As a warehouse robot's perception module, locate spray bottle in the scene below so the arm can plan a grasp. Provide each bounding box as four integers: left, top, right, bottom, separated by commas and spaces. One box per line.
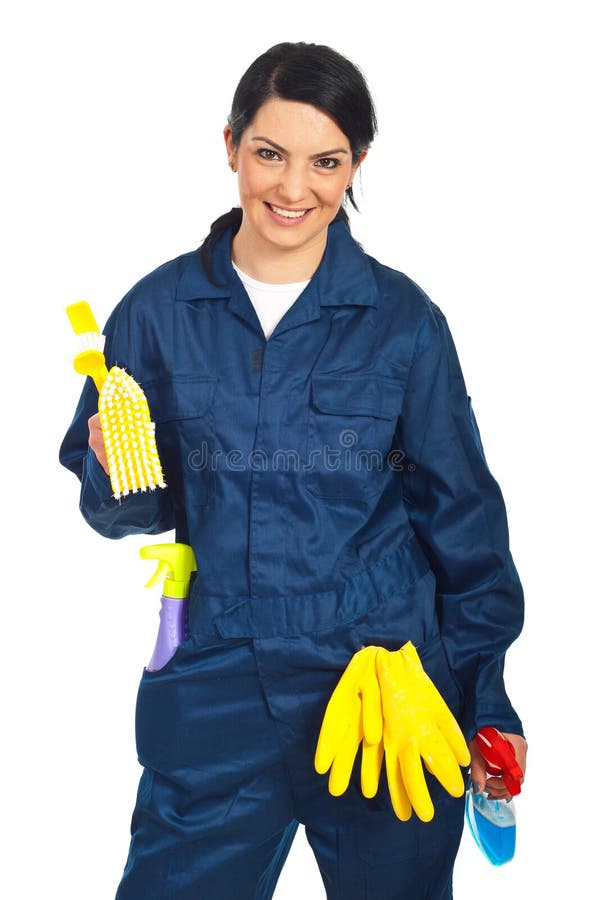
465, 727, 524, 866
140, 543, 197, 672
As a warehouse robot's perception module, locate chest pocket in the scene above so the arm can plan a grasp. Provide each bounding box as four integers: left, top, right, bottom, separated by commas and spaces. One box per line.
143, 376, 217, 508
305, 374, 405, 501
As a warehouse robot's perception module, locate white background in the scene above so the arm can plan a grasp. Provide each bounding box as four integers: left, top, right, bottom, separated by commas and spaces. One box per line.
2, 1, 600, 896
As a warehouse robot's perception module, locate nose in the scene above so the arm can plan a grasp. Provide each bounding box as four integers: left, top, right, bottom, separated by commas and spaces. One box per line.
277, 162, 308, 205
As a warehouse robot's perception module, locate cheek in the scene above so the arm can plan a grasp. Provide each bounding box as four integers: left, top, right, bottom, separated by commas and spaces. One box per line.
238, 162, 270, 201
321, 181, 348, 209
321, 169, 352, 205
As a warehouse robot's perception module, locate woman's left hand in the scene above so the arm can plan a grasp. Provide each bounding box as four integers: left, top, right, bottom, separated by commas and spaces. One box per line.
468, 732, 527, 800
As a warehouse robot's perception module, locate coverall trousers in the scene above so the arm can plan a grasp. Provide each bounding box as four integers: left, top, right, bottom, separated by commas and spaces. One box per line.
115, 539, 466, 900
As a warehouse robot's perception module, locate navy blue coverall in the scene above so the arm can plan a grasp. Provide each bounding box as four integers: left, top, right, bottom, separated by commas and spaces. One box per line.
60, 219, 524, 899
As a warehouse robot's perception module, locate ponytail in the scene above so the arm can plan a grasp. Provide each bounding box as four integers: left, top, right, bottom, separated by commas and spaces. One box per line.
200, 207, 243, 285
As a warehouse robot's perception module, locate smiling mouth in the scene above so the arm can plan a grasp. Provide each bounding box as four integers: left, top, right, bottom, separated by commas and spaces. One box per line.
265, 202, 313, 220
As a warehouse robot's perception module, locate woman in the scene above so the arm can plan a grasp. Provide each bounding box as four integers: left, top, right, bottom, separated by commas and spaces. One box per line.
60, 41, 527, 900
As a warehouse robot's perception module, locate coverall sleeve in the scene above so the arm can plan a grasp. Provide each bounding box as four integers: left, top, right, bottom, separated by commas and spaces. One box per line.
398, 301, 524, 741
59, 297, 175, 539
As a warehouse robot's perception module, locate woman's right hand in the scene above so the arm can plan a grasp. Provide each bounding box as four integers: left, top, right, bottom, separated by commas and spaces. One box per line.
88, 413, 110, 475
469, 732, 527, 800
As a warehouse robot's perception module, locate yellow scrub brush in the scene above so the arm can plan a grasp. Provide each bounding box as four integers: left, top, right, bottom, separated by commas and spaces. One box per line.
66, 301, 166, 500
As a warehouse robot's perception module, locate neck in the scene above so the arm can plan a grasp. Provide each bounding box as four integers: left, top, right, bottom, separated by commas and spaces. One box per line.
231, 221, 327, 283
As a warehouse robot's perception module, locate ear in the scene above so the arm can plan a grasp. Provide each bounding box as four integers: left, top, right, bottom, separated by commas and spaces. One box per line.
353, 149, 368, 174
349, 149, 368, 186
223, 125, 236, 161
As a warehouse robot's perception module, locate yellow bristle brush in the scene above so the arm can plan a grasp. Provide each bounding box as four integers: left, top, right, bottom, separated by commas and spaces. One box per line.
66, 301, 166, 500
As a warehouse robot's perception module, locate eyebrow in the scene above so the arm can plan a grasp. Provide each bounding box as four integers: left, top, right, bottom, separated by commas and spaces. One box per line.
251, 136, 349, 158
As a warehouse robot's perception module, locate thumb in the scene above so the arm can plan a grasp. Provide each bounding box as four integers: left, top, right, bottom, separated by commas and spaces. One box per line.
468, 739, 487, 794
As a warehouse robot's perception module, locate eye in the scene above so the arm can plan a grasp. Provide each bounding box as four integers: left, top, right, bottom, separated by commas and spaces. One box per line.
314, 158, 341, 170
257, 148, 282, 161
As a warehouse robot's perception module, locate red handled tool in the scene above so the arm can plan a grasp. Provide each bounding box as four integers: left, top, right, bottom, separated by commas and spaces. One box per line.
476, 727, 523, 796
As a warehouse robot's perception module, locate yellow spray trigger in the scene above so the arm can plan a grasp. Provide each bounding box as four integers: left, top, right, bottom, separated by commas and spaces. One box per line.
140, 543, 197, 600
142, 559, 171, 591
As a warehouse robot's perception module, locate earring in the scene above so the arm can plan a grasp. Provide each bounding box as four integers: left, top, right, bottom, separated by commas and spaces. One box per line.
229, 159, 237, 173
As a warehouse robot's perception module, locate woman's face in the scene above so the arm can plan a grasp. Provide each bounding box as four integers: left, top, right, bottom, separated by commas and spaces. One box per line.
224, 98, 366, 259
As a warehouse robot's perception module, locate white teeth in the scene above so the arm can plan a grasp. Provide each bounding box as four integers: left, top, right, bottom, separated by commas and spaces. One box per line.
269, 204, 307, 219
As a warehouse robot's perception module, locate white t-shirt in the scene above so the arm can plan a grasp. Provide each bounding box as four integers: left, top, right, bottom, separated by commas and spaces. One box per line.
232, 262, 310, 340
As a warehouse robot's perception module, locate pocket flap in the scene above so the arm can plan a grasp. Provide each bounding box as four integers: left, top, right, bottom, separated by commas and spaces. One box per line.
143, 377, 216, 423
311, 374, 405, 419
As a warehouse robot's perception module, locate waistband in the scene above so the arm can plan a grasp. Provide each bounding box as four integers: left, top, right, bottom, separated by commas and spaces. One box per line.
187, 534, 431, 640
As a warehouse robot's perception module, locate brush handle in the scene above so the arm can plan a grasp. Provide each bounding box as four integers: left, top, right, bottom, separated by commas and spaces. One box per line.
66, 301, 100, 334
73, 351, 109, 392
66, 301, 109, 392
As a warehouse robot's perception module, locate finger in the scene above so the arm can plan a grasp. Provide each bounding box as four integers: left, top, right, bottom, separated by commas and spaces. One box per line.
381, 648, 413, 712
328, 718, 362, 796
421, 731, 465, 798
314, 683, 360, 774
375, 645, 393, 686
501, 732, 528, 782
468, 740, 488, 794
384, 740, 412, 821
400, 737, 434, 822
435, 706, 470, 767
398, 645, 470, 770
88, 415, 110, 473
362, 648, 383, 745
484, 775, 512, 801
376, 647, 406, 702
361, 739, 384, 798
315, 714, 343, 774
88, 416, 103, 440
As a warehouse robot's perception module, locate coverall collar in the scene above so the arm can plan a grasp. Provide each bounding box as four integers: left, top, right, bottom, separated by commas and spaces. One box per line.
175, 218, 379, 338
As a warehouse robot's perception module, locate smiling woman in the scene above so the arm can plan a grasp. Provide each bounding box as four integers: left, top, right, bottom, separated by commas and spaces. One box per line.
60, 39, 526, 900
224, 99, 366, 278
200, 41, 376, 285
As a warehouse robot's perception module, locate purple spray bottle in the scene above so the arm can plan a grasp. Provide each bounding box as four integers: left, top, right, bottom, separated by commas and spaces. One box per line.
140, 543, 197, 672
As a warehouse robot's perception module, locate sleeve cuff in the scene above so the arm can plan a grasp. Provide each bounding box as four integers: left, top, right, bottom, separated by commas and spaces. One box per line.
467, 704, 525, 742
82, 446, 114, 504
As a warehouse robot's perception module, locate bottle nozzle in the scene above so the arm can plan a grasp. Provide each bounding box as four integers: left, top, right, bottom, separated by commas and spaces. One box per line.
140, 543, 197, 599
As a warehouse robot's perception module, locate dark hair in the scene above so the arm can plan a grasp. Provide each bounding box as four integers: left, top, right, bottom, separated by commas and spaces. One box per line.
201, 42, 377, 281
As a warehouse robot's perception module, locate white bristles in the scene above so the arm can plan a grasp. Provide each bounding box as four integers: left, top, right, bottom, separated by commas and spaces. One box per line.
98, 365, 166, 499
74, 330, 106, 355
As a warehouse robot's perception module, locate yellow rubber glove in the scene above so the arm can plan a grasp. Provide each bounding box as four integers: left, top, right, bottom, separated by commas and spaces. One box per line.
376, 642, 470, 822
314, 646, 384, 798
